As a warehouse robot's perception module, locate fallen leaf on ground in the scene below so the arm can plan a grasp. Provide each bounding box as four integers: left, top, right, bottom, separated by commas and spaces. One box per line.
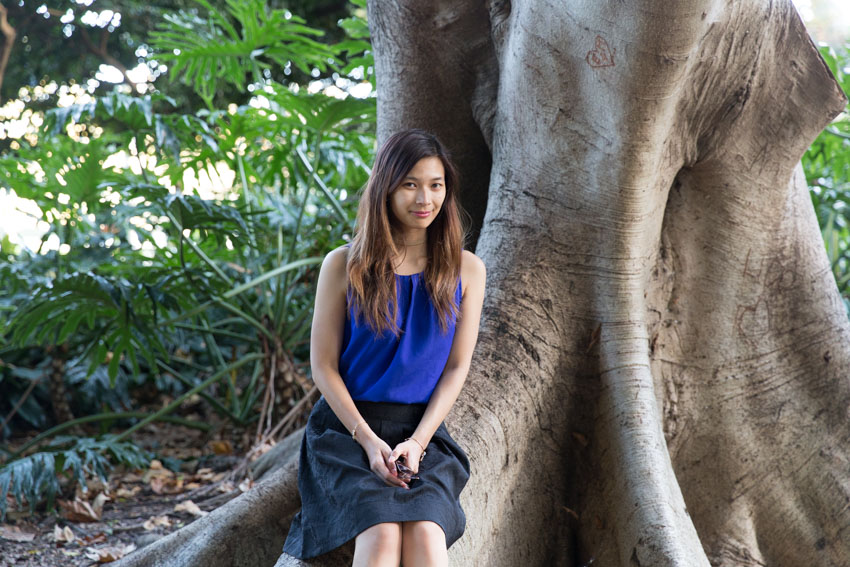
218, 481, 235, 494
143, 515, 172, 531
0, 524, 37, 542
194, 468, 216, 481
59, 498, 102, 522
249, 440, 275, 461
209, 440, 233, 455
116, 485, 142, 498
76, 478, 110, 500
142, 465, 173, 484
118, 472, 145, 483
150, 474, 184, 495
92, 493, 110, 515
84, 543, 136, 563
174, 500, 207, 517
238, 478, 254, 493
81, 532, 108, 545
53, 525, 75, 543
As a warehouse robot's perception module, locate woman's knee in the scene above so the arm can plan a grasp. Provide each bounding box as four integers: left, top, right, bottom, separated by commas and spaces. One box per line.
401, 521, 448, 566
354, 522, 402, 566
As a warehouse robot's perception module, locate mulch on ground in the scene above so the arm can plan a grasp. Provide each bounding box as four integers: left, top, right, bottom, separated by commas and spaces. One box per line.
1, 421, 258, 567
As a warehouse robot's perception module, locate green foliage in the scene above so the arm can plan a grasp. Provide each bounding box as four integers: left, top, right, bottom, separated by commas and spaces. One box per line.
0, 435, 150, 521
151, 0, 338, 108
0, 0, 375, 517
804, 43, 850, 313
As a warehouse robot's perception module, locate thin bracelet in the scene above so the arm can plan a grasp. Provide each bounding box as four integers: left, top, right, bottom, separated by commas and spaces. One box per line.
351, 420, 367, 440
405, 437, 427, 461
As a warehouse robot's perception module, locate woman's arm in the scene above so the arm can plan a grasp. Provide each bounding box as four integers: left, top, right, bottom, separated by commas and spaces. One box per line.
310, 247, 407, 488
389, 250, 487, 471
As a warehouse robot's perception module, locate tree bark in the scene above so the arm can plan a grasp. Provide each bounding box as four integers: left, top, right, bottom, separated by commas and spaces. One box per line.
0, 5, 16, 103
116, 1, 849, 566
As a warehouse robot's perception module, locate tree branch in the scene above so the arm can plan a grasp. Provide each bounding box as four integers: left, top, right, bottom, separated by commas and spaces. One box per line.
826, 127, 850, 141
0, 5, 18, 103
78, 25, 138, 93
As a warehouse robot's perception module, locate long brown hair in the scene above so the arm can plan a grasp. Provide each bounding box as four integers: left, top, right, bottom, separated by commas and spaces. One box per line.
347, 129, 466, 336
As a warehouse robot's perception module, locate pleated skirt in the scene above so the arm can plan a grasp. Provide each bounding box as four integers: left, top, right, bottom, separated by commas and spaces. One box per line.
282, 396, 470, 560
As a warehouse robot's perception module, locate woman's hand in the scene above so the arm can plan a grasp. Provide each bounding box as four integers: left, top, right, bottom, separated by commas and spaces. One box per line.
387, 438, 425, 476
357, 428, 409, 489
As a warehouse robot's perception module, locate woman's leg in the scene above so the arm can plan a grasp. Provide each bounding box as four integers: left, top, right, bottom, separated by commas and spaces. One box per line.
400, 521, 448, 567
353, 522, 403, 567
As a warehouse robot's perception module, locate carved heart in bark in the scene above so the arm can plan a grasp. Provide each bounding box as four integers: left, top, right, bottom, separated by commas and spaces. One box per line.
586, 35, 615, 68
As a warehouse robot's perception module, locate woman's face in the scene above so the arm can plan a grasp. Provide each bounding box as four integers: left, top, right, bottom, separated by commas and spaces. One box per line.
389, 156, 446, 233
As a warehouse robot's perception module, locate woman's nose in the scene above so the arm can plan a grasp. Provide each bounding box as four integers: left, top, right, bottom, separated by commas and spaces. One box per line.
416, 189, 430, 204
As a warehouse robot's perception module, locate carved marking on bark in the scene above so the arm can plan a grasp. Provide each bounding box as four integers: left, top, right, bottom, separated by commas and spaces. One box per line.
586, 35, 616, 68
764, 255, 798, 290
743, 248, 763, 281
710, 539, 768, 566
735, 297, 770, 345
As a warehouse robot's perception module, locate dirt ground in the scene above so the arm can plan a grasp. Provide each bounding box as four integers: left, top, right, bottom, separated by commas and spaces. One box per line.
1, 489, 191, 567
1, 421, 262, 567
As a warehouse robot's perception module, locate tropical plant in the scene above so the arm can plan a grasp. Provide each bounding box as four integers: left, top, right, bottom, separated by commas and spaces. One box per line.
804, 43, 850, 313
0, 0, 375, 518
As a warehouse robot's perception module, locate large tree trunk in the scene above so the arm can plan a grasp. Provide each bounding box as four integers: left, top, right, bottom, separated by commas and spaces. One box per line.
116, 1, 849, 566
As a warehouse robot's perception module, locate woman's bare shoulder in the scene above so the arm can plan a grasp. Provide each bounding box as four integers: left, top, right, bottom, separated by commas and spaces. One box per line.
319, 245, 350, 291
460, 250, 486, 295
326, 244, 349, 265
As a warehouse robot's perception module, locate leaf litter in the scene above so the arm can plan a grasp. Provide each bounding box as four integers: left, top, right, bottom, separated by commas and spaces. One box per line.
0, 421, 253, 566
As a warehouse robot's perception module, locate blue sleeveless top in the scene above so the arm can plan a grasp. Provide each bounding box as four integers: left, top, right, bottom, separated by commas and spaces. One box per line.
339, 272, 462, 404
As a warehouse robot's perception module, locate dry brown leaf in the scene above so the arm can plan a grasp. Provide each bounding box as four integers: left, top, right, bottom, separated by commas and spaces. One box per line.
118, 472, 145, 483
115, 486, 142, 499
0, 524, 37, 542
249, 440, 275, 462
143, 515, 172, 531
59, 498, 101, 522
149, 459, 164, 470
142, 463, 174, 484
76, 478, 110, 500
209, 440, 233, 455
150, 474, 184, 495
218, 481, 235, 494
92, 493, 110, 516
194, 467, 216, 481
238, 478, 254, 493
84, 543, 136, 563
173, 500, 207, 517
53, 525, 75, 543
81, 532, 108, 545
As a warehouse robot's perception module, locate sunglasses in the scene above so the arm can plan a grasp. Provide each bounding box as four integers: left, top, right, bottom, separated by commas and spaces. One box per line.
394, 457, 419, 483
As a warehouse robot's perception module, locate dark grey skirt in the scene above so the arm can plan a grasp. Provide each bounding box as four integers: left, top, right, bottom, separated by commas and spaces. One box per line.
282, 396, 470, 560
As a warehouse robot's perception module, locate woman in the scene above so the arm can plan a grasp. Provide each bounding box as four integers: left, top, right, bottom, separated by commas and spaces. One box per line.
283, 129, 486, 566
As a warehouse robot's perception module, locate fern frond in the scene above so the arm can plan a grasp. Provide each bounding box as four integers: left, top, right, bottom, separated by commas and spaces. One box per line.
0, 436, 151, 521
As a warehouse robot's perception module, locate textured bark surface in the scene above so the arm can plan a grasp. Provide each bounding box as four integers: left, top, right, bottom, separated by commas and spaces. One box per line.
116, 1, 849, 566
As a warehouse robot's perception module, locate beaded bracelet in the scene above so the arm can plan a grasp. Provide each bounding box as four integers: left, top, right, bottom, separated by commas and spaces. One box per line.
351, 420, 366, 440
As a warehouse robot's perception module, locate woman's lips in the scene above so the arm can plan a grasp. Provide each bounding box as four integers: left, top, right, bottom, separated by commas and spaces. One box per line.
412, 211, 431, 218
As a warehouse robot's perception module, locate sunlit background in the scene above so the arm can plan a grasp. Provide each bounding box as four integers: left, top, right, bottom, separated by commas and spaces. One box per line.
0, 0, 848, 254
